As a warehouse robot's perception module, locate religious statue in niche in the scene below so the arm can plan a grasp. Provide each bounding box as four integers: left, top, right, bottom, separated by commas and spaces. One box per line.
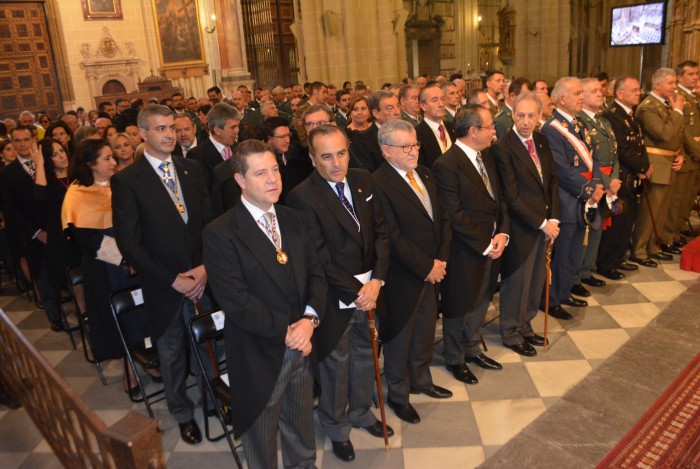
413, 0, 432, 22
497, 6, 516, 64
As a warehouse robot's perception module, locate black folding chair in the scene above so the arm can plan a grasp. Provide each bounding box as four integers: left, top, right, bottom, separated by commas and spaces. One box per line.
109, 286, 165, 418
66, 266, 106, 385
188, 310, 242, 467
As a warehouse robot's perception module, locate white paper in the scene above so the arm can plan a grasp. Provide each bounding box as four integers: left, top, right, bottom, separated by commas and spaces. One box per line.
130, 289, 144, 306
211, 311, 225, 331
339, 270, 372, 309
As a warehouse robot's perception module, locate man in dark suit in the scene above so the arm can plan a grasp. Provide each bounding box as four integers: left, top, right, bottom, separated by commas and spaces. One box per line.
598, 77, 650, 275
540, 78, 605, 320
494, 77, 532, 139
288, 125, 392, 462
231, 90, 262, 126
400, 84, 422, 127
433, 105, 509, 383
203, 140, 326, 468
112, 105, 213, 445
335, 89, 351, 129
373, 120, 453, 424
492, 93, 560, 357
349, 90, 401, 172
173, 113, 199, 157
263, 116, 313, 205
0, 125, 61, 331
187, 103, 241, 190
416, 85, 455, 168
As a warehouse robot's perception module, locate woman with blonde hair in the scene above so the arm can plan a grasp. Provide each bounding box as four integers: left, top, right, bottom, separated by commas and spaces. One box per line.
110, 132, 135, 170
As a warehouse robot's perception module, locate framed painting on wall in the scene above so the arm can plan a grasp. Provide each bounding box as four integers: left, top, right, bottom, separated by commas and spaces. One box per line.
82, 0, 123, 21
151, 0, 206, 69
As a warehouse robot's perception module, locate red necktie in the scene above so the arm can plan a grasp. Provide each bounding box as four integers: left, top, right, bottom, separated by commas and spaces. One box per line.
438, 124, 447, 146
525, 139, 540, 166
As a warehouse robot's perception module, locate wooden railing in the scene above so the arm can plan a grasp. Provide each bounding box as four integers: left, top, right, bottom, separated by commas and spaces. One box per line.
0, 309, 164, 468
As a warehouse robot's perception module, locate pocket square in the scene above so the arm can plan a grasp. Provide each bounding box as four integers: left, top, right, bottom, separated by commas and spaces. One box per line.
365, 194, 373, 201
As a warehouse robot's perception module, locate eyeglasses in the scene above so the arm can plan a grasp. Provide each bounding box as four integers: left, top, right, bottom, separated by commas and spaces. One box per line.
305, 120, 330, 129
477, 123, 496, 130
271, 133, 291, 140
385, 142, 421, 153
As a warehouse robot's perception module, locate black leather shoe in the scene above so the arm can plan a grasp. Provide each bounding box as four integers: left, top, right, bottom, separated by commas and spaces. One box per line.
674, 238, 687, 248
387, 399, 420, 424
549, 305, 573, 320
445, 363, 478, 384
581, 275, 606, 287
562, 296, 588, 307
505, 341, 537, 357
598, 269, 625, 280
570, 284, 590, 297
207, 404, 233, 426
661, 244, 681, 255
651, 252, 673, 261
616, 261, 638, 271
524, 334, 546, 347
465, 353, 502, 370
332, 440, 355, 462
629, 257, 658, 268
410, 384, 453, 398
178, 419, 202, 445
50, 320, 64, 332
360, 420, 394, 438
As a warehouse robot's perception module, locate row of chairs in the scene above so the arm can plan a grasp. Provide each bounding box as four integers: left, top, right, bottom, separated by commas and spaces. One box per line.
62, 267, 242, 466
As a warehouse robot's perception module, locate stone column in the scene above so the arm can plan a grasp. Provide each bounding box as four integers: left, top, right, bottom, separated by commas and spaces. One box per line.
212, 0, 254, 90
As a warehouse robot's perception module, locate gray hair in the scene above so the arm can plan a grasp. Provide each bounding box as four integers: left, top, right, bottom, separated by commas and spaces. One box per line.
207, 102, 241, 133
651, 67, 676, 86
377, 119, 416, 147
550, 77, 580, 104
137, 104, 174, 130
513, 92, 543, 113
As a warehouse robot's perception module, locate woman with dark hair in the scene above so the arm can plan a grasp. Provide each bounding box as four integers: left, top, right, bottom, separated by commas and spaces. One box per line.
38, 113, 51, 129
46, 121, 76, 157
0, 139, 17, 168
31, 138, 80, 295
346, 95, 372, 139
61, 139, 157, 395
102, 124, 118, 140
110, 132, 135, 170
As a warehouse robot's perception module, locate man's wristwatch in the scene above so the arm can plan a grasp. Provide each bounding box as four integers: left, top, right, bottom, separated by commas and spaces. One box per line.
303, 314, 319, 328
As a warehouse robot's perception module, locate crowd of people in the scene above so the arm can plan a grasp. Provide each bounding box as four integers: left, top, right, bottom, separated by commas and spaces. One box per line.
0, 61, 699, 467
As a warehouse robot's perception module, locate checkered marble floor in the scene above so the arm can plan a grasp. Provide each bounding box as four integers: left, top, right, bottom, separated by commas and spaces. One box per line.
1, 241, 699, 468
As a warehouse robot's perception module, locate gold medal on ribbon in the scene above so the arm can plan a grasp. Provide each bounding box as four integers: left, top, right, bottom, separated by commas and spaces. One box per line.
276, 250, 288, 265
177, 204, 185, 214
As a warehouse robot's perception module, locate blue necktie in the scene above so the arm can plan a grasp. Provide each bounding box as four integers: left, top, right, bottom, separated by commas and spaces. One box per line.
335, 182, 360, 231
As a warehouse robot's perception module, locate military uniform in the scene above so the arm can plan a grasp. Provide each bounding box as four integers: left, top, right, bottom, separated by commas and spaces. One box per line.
674, 86, 700, 238
631, 94, 684, 260
575, 109, 619, 282
494, 105, 513, 139
599, 101, 650, 274
487, 94, 501, 117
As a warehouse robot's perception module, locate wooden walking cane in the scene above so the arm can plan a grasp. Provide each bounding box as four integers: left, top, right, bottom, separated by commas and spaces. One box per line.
544, 241, 553, 353
367, 308, 389, 451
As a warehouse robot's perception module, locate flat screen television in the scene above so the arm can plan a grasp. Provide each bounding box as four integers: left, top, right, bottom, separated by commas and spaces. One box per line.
610, 1, 667, 47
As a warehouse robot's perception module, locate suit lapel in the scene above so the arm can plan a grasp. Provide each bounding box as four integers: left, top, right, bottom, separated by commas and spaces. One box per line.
134, 156, 186, 226
234, 205, 298, 303
346, 170, 372, 250
508, 130, 543, 187
452, 145, 493, 200
311, 171, 363, 245
383, 165, 432, 221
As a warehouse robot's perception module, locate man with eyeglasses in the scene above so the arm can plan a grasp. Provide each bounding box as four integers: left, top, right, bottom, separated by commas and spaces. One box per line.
432, 105, 510, 383
350, 90, 402, 172
265, 116, 312, 205
416, 85, 455, 168
288, 125, 392, 462
372, 119, 453, 425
